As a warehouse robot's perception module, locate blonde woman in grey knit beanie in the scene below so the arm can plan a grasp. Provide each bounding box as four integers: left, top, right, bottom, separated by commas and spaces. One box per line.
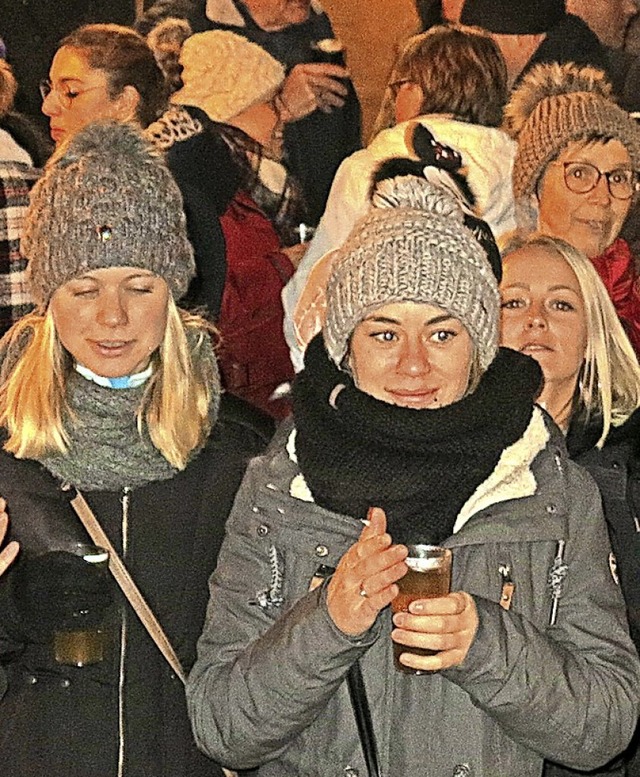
0, 121, 266, 777
187, 174, 638, 776
504, 61, 640, 356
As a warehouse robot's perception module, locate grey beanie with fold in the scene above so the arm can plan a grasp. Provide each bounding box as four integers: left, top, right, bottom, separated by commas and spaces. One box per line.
323, 178, 500, 372
21, 120, 195, 305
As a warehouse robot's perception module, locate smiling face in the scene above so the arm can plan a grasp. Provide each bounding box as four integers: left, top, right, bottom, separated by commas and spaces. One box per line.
42, 46, 137, 145
348, 301, 474, 409
499, 244, 588, 420
50, 266, 169, 378
536, 138, 633, 259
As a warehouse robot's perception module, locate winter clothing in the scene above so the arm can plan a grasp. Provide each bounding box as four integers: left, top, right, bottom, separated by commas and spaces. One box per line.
543, 409, 640, 777
140, 0, 362, 225
322, 186, 500, 370
504, 62, 640, 202
23, 122, 195, 305
0, 160, 38, 336
293, 337, 541, 544
0, 393, 268, 777
188, 400, 640, 776
283, 115, 517, 370
461, 0, 566, 34
148, 105, 296, 419
171, 30, 285, 123
589, 238, 640, 359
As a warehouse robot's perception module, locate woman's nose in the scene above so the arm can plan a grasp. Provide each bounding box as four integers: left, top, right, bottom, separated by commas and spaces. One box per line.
397, 338, 430, 375
526, 304, 547, 329
587, 174, 612, 204
96, 293, 128, 327
41, 90, 59, 118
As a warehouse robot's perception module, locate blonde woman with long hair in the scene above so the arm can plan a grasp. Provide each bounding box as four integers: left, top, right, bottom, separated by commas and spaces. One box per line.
0, 121, 267, 777
500, 232, 640, 776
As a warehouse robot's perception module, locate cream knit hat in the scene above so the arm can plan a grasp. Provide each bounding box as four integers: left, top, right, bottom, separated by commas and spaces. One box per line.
171, 30, 285, 122
323, 178, 500, 372
504, 62, 640, 200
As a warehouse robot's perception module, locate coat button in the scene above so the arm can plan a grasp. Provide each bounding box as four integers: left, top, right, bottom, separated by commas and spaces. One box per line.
257, 524, 270, 537
344, 768, 360, 777
546, 503, 557, 514
453, 765, 472, 776
60, 678, 71, 689
315, 544, 329, 557
25, 674, 37, 685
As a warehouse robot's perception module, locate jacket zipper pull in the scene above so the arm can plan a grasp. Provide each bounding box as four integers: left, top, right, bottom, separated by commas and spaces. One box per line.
549, 540, 567, 626
498, 564, 515, 611
309, 564, 335, 592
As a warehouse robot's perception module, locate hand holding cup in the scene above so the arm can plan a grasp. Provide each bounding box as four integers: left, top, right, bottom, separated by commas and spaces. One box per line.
327, 507, 407, 637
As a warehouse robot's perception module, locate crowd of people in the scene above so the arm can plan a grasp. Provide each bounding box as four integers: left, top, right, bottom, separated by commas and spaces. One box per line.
1, 1, 640, 776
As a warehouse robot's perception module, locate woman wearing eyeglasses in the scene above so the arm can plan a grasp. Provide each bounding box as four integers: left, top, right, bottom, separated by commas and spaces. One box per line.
504, 61, 640, 357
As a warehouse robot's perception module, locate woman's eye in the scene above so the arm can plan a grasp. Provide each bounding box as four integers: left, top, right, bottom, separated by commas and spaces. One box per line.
371, 330, 397, 342
500, 298, 523, 309
65, 90, 80, 101
71, 288, 98, 298
128, 286, 154, 294
551, 299, 575, 312
431, 329, 456, 343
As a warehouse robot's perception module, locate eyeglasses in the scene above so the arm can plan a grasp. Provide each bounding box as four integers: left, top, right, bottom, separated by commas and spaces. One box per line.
555, 160, 639, 200
388, 78, 413, 97
39, 79, 105, 110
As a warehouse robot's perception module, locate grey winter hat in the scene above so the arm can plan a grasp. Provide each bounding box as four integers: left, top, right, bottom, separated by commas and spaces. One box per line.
323, 179, 500, 372
22, 120, 195, 305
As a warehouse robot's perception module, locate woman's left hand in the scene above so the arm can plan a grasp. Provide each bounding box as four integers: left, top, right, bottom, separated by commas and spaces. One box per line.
0, 499, 19, 577
392, 591, 479, 672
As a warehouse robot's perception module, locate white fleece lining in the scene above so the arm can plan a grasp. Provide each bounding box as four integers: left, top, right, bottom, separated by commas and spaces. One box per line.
453, 407, 550, 534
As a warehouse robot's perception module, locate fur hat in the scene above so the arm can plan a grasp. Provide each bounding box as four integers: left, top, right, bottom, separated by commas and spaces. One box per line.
323, 178, 500, 373
170, 30, 285, 123
460, 0, 565, 34
22, 121, 195, 306
504, 62, 640, 200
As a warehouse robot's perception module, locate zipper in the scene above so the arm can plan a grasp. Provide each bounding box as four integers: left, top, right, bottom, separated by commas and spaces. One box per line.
498, 564, 515, 611
117, 487, 131, 777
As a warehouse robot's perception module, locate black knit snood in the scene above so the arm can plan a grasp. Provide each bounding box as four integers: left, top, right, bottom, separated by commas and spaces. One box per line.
292, 335, 543, 544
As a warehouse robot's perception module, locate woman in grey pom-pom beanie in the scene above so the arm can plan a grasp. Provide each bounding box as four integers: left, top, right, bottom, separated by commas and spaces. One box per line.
187, 173, 639, 777
0, 120, 268, 777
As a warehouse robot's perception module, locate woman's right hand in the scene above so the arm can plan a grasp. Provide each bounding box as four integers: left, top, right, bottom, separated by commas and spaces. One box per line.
326, 507, 407, 637
0, 499, 19, 576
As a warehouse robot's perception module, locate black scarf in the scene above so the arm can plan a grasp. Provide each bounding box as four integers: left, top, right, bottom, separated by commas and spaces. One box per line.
292, 336, 543, 544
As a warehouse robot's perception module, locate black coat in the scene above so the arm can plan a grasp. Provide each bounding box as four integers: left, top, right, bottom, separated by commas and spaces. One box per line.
0, 396, 270, 777
139, 0, 363, 225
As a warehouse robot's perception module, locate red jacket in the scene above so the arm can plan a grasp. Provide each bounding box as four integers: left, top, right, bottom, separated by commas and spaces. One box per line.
591, 238, 640, 358
217, 191, 295, 419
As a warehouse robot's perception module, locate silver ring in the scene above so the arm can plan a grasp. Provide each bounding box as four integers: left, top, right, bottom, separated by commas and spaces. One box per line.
359, 582, 368, 598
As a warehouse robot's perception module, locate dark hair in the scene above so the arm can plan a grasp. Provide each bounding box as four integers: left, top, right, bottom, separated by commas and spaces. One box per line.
59, 24, 167, 127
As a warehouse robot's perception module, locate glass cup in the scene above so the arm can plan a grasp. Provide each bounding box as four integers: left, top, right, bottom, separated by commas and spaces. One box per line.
311, 38, 346, 66
53, 543, 110, 667
391, 545, 452, 674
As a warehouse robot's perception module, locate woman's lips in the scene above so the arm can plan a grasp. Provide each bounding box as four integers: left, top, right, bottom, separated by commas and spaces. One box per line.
520, 343, 553, 354
386, 387, 438, 405
89, 340, 134, 358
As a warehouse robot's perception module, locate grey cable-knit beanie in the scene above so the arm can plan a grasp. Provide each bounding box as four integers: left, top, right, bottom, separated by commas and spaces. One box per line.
323, 179, 500, 372
504, 62, 640, 200
22, 120, 195, 305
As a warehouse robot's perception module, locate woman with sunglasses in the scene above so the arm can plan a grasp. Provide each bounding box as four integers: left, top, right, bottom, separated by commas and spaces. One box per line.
504, 61, 640, 357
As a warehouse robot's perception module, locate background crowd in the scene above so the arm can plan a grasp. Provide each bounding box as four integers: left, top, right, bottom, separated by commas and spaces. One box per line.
1, 1, 640, 776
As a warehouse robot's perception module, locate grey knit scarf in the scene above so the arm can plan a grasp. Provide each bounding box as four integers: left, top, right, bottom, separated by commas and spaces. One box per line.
38, 372, 178, 492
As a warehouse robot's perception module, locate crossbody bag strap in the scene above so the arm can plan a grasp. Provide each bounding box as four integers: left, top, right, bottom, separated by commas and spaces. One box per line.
67, 486, 187, 684
67, 486, 240, 777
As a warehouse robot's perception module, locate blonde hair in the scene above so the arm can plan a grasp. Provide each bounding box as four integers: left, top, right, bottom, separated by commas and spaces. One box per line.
0, 60, 18, 117
503, 234, 640, 447
372, 24, 507, 138
0, 298, 218, 469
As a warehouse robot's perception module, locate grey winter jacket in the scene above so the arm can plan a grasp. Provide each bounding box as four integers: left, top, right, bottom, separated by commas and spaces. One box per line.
188, 410, 640, 777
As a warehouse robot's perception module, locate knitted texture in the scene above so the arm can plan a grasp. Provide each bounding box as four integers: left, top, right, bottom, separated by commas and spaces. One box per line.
323, 181, 500, 371
505, 63, 640, 200
170, 30, 285, 123
461, 0, 565, 34
22, 121, 195, 305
